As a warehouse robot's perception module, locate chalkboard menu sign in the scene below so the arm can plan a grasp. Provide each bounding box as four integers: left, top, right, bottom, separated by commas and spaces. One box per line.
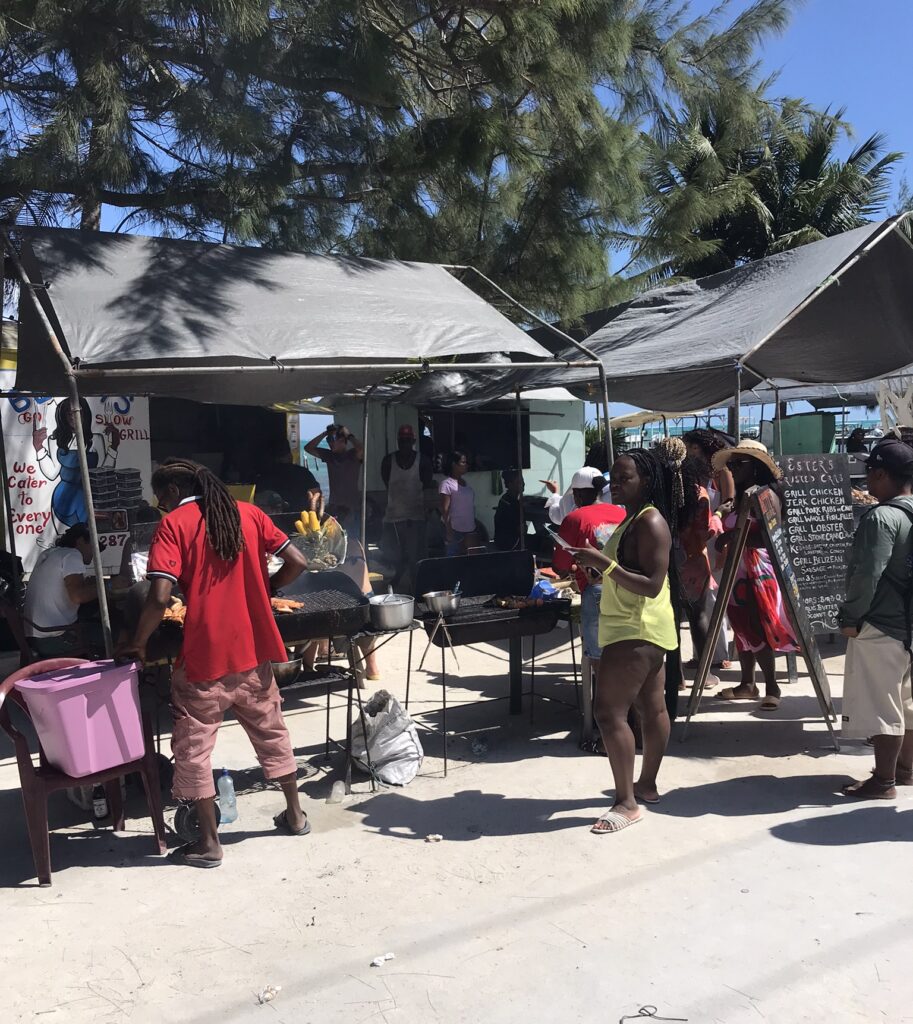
781, 453, 853, 634
683, 487, 838, 751
753, 487, 837, 731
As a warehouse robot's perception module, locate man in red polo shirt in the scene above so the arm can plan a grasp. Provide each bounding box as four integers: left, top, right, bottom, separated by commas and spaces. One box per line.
122, 458, 309, 868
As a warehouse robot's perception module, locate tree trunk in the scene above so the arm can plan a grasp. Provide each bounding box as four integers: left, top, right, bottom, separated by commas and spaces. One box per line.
80, 121, 101, 230
80, 196, 101, 230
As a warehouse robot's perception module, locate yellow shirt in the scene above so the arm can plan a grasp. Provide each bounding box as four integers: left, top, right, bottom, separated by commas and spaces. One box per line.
598, 505, 678, 651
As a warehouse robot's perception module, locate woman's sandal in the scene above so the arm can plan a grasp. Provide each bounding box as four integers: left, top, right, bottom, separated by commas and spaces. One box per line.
579, 737, 607, 756
716, 685, 760, 701
591, 810, 642, 835
759, 695, 781, 711
841, 772, 897, 800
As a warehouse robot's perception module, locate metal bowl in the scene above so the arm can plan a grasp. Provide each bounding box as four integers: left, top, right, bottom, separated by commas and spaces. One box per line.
271, 657, 303, 688
422, 590, 462, 615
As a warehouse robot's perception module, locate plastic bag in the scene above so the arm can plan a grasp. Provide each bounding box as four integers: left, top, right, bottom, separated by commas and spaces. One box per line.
529, 579, 559, 601
350, 689, 424, 786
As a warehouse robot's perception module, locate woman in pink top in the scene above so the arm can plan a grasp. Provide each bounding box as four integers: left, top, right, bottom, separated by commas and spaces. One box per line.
439, 451, 477, 555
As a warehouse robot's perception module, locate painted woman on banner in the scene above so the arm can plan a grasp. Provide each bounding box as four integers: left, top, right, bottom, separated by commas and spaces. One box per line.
31, 397, 120, 531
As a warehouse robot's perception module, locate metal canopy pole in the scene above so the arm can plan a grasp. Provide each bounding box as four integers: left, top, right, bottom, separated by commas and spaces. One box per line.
733, 365, 742, 442
74, 359, 582, 380
0, 402, 22, 600
2, 231, 113, 656
515, 387, 525, 551
775, 389, 784, 455
360, 383, 380, 549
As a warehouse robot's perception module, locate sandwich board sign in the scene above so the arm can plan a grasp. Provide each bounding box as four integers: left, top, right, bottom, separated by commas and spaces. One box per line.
682, 486, 838, 751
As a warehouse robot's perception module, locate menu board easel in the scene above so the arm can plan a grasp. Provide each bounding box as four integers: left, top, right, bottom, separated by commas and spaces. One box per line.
781, 453, 853, 634
682, 486, 839, 751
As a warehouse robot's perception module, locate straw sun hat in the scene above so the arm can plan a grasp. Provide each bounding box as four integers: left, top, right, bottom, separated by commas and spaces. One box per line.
711, 439, 781, 479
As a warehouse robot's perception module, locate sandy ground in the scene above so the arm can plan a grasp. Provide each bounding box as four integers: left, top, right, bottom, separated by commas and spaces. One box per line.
2, 621, 912, 1024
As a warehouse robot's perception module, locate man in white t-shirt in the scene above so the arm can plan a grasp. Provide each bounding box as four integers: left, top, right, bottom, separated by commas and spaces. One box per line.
542, 466, 608, 525
23, 523, 98, 657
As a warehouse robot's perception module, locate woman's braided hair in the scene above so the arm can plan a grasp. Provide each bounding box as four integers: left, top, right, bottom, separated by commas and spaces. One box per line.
151, 458, 244, 561
623, 445, 699, 542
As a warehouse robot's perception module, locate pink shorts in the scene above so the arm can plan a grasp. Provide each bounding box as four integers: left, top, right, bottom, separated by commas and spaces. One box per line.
170, 661, 297, 800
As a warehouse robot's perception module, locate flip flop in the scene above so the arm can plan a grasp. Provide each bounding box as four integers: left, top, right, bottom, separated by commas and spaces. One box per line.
274, 810, 312, 836
168, 844, 222, 869
759, 695, 781, 711
634, 790, 661, 805
590, 810, 642, 835
716, 686, 760, 701
578, 737, 607, 757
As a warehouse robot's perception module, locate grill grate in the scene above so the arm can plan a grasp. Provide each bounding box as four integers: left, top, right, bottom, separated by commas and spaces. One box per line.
290, 590, 364, 613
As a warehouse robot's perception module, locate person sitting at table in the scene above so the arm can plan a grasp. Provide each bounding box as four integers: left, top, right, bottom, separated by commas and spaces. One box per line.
23, 523, 99, 658
439, 450, 477, 555
551, 468, 626, 752
120, 457, 310, 869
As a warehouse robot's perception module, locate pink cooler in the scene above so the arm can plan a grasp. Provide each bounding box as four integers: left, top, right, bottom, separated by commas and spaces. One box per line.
15, 660, 145, 778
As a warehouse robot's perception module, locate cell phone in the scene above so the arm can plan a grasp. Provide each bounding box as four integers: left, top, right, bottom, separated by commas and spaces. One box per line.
545, 525, 574, 551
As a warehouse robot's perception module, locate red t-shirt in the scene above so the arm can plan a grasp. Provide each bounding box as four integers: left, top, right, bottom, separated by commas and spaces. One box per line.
147, 498, 289, 683
552, 502, 626, 591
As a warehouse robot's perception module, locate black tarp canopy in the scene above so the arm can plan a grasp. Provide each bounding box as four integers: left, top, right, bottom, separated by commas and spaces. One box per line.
10, 228, 556, 404
398, 216, 913, 412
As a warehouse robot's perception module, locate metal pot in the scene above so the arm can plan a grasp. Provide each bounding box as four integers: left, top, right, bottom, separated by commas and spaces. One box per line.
422, 590, 462, 615
271, 658, 303, 687
369, 593, 415, 631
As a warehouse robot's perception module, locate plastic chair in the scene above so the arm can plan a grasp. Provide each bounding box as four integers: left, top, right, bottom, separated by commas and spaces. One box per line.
0, 658, 168, 886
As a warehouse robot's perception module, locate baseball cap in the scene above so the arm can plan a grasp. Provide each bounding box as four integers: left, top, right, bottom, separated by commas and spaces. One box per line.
397, 424, 416, 440
571, 466, 605, 489
865, 439, 913, 474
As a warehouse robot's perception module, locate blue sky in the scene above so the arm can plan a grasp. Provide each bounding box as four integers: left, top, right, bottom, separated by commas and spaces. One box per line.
722, 0, 913, 198
607, 0, 913, 423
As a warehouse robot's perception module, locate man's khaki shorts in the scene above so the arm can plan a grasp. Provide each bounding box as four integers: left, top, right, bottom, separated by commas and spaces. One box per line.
842, 623, 913, 739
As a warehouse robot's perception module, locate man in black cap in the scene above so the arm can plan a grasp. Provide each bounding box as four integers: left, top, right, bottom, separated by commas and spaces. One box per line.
838, 438, 913, 799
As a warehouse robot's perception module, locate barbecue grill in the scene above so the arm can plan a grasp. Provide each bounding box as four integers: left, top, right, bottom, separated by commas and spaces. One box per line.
274, 571, 368, 645
414, 551, 568, 654
410, 552, 578, 773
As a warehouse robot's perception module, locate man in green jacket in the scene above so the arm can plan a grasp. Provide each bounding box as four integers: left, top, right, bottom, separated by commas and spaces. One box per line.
838, 438, 913, 799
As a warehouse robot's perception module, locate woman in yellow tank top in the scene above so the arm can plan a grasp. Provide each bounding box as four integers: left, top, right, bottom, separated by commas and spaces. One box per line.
571, 445, 689, 835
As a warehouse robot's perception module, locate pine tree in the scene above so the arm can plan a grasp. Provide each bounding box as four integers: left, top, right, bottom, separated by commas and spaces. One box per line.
1, 1, 795, 314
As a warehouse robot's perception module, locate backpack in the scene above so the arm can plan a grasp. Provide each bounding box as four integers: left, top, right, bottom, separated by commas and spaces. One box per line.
869, 500, 913, 654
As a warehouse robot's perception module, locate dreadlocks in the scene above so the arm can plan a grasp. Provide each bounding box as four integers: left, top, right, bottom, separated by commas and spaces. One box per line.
152, 458, 245, 562
623, 448, 681, 540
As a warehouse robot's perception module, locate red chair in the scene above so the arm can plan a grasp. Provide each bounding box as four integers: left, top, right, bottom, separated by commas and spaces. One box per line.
0, 658, 168, 886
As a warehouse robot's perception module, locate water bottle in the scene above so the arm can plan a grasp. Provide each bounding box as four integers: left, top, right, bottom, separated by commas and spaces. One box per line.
217, 768, 238, 823
326, 780, 346, 805
92, 784, 108, 820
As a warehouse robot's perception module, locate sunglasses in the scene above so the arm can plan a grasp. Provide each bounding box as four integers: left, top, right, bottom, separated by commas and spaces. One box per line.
727, 457, 755, 469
